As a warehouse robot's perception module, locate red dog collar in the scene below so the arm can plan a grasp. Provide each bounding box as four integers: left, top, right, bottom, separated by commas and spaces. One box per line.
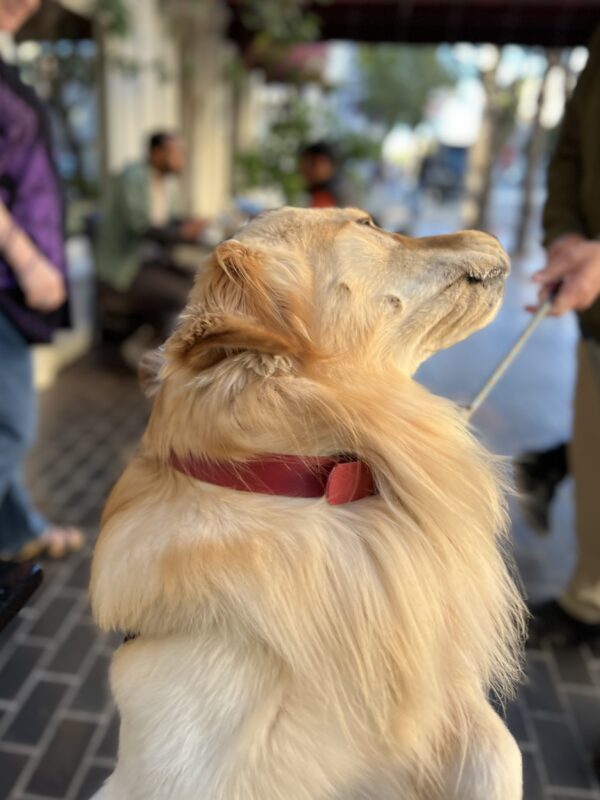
168, 452, 376, 505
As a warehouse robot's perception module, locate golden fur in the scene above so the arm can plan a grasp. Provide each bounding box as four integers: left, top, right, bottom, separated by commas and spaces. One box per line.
90, 208, 525, 800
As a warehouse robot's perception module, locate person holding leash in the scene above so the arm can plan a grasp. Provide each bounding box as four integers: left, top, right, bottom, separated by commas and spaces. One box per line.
526, 28, 600, 647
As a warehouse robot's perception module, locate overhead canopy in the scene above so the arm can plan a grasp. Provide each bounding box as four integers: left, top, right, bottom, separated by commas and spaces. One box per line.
228, 0, 600, 48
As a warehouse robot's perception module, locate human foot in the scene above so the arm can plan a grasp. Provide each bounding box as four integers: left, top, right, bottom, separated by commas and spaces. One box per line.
17, 526, 85, 561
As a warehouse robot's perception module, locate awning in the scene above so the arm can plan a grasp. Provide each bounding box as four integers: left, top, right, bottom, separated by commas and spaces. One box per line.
227, 0, 600, 48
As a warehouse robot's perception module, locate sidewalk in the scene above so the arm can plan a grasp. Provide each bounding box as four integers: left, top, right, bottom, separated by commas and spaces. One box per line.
0, 358, 147, 800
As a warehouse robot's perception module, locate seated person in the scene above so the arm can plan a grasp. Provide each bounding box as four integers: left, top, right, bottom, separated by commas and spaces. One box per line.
95, 131, 206, 339
298, 142, 358, 209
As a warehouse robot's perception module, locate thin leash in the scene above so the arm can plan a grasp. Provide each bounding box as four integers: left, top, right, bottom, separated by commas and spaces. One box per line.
465, 285, 560, 420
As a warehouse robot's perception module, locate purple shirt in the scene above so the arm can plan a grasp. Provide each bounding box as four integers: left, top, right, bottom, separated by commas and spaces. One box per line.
0, 59, 66, 291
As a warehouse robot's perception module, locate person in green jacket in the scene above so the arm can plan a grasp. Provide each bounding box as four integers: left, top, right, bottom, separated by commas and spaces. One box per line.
95, 131, 206, 334
524, 29, 600, 647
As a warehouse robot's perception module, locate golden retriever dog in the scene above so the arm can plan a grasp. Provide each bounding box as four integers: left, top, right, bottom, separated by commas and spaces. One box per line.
90, 207, 525, 800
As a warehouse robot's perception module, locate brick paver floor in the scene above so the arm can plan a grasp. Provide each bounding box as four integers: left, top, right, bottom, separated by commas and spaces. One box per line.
0, 313, 599, 799
0, 358, 146, 800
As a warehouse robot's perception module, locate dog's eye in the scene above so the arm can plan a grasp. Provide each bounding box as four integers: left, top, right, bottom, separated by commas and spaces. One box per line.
356, 217, 374, 227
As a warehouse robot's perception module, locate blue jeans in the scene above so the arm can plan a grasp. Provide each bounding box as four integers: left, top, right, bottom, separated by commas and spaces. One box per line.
0, 311, 47, 554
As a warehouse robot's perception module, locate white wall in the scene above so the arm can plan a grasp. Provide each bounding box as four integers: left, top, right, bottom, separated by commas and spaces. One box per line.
173, 0, 235, 216
103, 0, 180, 172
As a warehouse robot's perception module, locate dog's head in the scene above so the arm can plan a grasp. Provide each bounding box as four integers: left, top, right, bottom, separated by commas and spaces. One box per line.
165, 207, 509, 381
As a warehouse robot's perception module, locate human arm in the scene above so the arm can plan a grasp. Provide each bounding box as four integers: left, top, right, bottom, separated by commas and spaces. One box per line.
532, 33, 600, 315
542, 102, 586, 246
542, 32, 600, 246
143, 218, 207, 245
120, 169, 207, 244
0, 200, 66, 312
0, 78, 67, 314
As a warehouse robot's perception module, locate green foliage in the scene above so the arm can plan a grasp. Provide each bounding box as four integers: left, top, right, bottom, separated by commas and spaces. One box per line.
94, 0, 130, 37
233, 0, 332, 201
334, 130, 381, 162
357, 45, 456, 131
235, 93, 380, 202
239, 0, 328, 49
233, 0, 331, 81
493, 79, 522, 147
236, 94, 313, 202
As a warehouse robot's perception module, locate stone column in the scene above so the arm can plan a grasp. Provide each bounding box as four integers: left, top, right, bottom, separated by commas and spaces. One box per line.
100, 0, 180, 173
234, 70, 264, 154
170, 0, 235, 216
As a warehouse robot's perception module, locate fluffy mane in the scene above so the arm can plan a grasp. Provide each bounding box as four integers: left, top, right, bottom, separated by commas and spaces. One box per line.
96, 353, 525, 792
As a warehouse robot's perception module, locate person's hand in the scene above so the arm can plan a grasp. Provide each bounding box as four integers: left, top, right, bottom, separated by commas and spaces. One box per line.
18, 260, 66, 312
527, 234, 600, 316
179, 219, 207, 241
0, 202, 66, 312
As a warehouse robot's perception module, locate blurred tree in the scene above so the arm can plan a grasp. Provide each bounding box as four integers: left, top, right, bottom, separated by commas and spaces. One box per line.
231, 0, 356, 202
235, 92, 380, 202
239, 0, 325, 55
94, 0, 129, 37
357, 45, 455, 133
171, 0, 377, 202
235, 93, 314, 202
231, 0, 332, 82
513, 50, 561, 256
462, 49, 522, 230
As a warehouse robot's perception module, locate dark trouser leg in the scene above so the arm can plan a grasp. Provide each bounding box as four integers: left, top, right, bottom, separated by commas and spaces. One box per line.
127, 262, 194, 338
561, 340, 600, 623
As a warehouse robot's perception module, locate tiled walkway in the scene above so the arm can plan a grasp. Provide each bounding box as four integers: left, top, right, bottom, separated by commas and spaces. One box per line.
0, 270, 599, 798
0, 360, 147, 800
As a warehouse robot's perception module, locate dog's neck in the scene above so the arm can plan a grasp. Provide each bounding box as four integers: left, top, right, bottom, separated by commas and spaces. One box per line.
168, 451, 376, 505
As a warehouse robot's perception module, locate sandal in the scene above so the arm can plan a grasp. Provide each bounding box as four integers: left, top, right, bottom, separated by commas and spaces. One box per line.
17, 526, 85, 561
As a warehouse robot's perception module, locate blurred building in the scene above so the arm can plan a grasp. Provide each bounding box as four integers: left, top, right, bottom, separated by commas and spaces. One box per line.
96, 0, 260, 217
1, 0, 597, 388
7, 0, 264, 217
0, 0, 267, 386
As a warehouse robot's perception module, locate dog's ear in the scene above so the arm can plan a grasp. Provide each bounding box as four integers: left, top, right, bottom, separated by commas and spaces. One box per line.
166, 309, 295, 361
165, 240, 314, 371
